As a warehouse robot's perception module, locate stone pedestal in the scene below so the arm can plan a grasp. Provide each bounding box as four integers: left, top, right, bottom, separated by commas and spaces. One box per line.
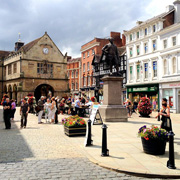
99, 76, 127, 122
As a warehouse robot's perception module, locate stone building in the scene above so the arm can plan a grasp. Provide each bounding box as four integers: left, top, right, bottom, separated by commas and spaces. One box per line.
0, 32, 69, 103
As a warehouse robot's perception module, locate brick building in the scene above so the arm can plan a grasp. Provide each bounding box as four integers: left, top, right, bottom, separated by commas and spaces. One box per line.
80, 32, 126, 99
0, 32, 69, 103
67, 57, 81, 98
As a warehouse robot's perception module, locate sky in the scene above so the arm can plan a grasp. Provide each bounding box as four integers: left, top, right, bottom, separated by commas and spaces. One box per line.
0, 0, 174, 58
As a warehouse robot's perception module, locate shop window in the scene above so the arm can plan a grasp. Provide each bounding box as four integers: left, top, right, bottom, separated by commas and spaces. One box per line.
164, 89, 173, 108
163, 39, 167, 49
152, 40, 157, 51
172, 37, 176, 46
144, 63, 148, 79
172, 57, 176, 74
153, 61, 157, 77
130, 66, 133, 81
137, 64, 140, 80
164, 59, 168, 75
136, 45, 140, 55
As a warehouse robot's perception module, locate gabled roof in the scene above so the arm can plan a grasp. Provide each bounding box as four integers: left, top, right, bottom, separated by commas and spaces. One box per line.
118, 46, 126, 56
67, 57, 81, 63
92, 54, 101, 65
0, 50, 11, 59
18, 37, 41, 53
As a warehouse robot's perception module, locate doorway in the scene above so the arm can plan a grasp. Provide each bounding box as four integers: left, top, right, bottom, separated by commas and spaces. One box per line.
34, 84, 54, 102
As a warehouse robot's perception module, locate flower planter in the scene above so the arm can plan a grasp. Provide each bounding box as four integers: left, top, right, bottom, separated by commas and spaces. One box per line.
64, 126, 86, 137
141, 137, 167, 155
139, 113, 150, 118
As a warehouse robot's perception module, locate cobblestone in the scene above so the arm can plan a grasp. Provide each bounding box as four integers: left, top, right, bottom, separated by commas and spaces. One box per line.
0, 108, 162, 180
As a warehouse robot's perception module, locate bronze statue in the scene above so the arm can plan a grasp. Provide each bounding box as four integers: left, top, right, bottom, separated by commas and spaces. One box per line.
101, 37, 121, 75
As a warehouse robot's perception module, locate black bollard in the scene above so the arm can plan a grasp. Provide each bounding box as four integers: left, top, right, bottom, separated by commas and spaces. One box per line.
157, 109, 160, 121
101, 124, 109, 156
167, 131, 176, 169
85, 119, 93, 146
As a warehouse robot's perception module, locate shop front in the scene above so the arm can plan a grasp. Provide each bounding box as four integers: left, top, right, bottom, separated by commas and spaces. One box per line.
127, 84, 159, 110
159, 82, 180, 113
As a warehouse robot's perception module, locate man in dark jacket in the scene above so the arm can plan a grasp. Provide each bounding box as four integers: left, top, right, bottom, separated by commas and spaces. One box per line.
3, 98, 11, 129
20, 98, 30, 128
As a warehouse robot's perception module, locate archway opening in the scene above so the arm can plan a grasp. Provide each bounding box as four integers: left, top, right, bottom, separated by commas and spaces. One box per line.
34, 84, 54, 102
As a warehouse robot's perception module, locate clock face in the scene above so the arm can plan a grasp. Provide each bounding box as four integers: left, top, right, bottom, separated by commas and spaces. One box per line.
43, 48, 49, 54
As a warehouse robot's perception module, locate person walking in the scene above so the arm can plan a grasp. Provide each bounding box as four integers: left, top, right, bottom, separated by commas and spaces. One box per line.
156, 102, 172, 132
3, 98, 11, 129
38, 96, 44, 124
59, 98, 65, 115
49, 97, 56, 123
10, 99, 16, 121
152, 99, 157, 111
67, 95, 72, 115
54, 96, 59, 124
75, 97, 81, 115
20, 98, 30, 128
126, 99, 132, 118
44, 98, 51, 123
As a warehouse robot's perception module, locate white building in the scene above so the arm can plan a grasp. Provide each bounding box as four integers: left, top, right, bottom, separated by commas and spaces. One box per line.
125, 0, 180, 113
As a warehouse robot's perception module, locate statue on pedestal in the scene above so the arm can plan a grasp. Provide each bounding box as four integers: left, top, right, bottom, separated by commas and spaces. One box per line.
101, 37, 121, 76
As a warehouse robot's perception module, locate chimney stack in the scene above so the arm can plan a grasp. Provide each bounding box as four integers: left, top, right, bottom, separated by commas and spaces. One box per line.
173, 0, 180, 23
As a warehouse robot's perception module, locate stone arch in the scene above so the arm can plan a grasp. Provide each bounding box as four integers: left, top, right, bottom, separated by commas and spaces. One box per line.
34, 84, 54, 102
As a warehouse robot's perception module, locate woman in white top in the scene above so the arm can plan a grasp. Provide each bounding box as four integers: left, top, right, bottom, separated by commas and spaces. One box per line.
44, 98, 51, 123
49, 97, 57, 123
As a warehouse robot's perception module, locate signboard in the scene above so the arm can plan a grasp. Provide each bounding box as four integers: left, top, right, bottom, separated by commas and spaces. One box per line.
90, 103, 103, 125
127, 86, 158, 93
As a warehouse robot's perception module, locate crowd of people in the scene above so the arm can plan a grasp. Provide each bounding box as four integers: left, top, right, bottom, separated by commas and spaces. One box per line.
2, 93, 172, 133
2, 94, 97, 130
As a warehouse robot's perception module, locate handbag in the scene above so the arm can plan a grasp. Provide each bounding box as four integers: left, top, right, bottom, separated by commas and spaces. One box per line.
35, 106, 41, 113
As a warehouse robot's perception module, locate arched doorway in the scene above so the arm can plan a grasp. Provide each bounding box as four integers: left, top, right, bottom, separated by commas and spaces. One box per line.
34, 84, 54, 102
